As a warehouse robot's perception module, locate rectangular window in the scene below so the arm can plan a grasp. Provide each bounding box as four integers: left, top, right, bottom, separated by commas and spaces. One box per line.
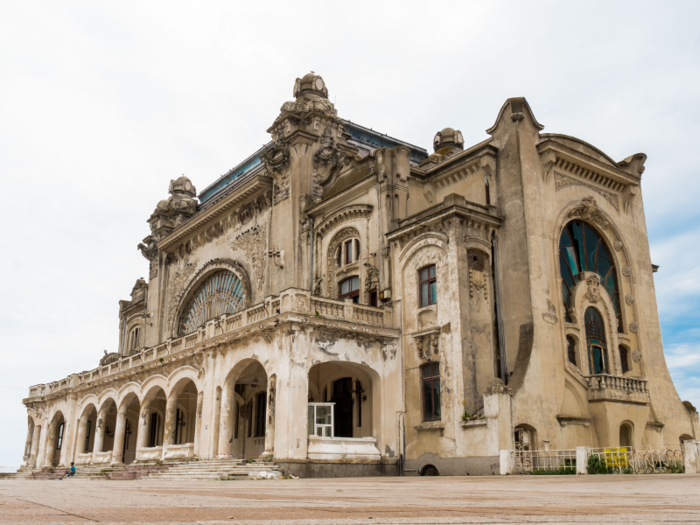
345, 240, 353, 264
567, 336, 577, 365
255, 392, 267, 437
339, 276, 360, 304
421, 362, 441, 421
369, 289, 378, 307
355, 239, 360, 259
308, 403, 334, 437
356, 380, 362, 427
419, 265, 437, 307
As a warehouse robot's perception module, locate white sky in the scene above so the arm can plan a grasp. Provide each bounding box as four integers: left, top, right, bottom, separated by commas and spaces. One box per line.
1, 1, 699, 467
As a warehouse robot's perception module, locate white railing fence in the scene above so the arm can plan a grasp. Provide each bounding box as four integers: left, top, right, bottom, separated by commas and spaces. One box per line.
503, 443, 693, 475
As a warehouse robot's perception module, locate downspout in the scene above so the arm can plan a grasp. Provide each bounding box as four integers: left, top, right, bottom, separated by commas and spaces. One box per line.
308, 217, 314, 291
492, 232, 508, 384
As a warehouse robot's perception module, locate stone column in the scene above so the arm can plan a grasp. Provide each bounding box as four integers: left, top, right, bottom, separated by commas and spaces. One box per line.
193, 391, 204, 458
43, 423, 56, 469
75, 416, 89, 456
136, 401, 151, 453
263, 375, 277, 456
217, 377, 235, 457
92, 408, 107, 460
29, 425, 41, 468
111, 406, 128, 465
21, 422, 34, 468
163, 394, 178, 451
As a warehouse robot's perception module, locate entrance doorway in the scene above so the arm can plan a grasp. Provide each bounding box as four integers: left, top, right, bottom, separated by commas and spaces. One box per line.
332, 377, 354, 438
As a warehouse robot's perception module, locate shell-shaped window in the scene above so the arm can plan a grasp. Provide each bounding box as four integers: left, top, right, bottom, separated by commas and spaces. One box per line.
178, 270, 246, 336
559, 221, 621, 331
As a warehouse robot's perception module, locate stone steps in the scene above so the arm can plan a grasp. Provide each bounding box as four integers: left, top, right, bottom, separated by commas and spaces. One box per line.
144, 460, 282, 480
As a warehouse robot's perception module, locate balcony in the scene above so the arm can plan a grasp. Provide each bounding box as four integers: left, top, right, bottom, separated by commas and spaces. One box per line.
26, 289, 394, 400
585, 374, 650, 405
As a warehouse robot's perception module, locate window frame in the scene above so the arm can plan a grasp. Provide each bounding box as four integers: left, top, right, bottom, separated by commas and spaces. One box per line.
254, 391, 267, 438
619, 345, 630, 374
566, 335, 577, 366
421, 362, 441, 422
338, 276, 360, 303
584, 307, 609, 375
418, 265, 437, 307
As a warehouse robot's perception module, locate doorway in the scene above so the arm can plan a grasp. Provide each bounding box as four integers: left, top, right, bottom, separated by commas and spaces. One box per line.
332, 377, 354, 438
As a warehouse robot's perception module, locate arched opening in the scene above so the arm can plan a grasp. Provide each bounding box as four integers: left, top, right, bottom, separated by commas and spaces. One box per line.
514, 424, 537, 452
619, 422, 634, 448
559, 220, 621, 331
77, 404, 98, 455
46, 412, 65, 467
421, 464, 439, 476
218, 360, 269, 459
585, 307, 609, 375
169, 380, 198, 446
118, 395, 141, 465
308, 362, 376, 439
178, 269, 248, 336
99, 399, 118, 454
141, 387, 166, 450
307, 361, 382, 461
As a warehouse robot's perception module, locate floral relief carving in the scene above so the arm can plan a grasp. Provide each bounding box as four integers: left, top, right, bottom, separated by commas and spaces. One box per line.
556, 173, 620, 211
625, 294, 635, 305
166, 261, 196, 334
622, 266, 632, 277
567, 197, 611, 230
614, 241, 624, 251
231, 224, 268, 291
629, 322, 638, 333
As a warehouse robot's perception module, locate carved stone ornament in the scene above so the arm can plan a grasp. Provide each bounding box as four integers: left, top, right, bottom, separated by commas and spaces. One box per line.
567, 197, 610, 230
622, 266, 632, 277
585, 274, 601, 303
148, 176, 198, 236
629, 322, 638, 333
231, 224, 268, 292
413, 330, 440, 361
273, 173, 290, 204
556, 175, 620, 211
467, 249, 488, 300
632, 351, 642, 362
625, 294, 635, 305
614, 241, 624, 252
312, 127, 350, 191
262, 139, 290, 174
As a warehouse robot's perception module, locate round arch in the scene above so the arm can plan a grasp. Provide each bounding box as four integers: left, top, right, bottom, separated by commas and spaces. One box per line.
172, 259, 252, 337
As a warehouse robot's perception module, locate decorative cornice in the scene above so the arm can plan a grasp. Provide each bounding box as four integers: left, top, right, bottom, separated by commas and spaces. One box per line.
158, 174, 272, 253
314, 205, 373, 239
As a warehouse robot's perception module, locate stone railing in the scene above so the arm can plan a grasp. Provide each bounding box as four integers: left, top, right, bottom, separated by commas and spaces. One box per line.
26, 289, 391, 400
585, 374, 650, 405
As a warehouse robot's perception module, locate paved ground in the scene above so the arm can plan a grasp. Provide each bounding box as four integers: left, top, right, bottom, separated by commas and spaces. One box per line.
1, 475, 699, 524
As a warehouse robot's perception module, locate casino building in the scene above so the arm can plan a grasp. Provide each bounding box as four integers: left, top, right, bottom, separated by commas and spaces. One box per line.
20, 74, 699, 477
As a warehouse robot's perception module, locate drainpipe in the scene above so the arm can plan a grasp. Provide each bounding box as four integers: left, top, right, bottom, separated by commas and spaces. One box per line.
492, 232, 508, 384
308, 217, 315, 292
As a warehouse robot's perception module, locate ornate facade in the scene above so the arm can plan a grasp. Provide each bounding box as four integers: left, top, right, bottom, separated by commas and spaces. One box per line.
20, 74, 699, 477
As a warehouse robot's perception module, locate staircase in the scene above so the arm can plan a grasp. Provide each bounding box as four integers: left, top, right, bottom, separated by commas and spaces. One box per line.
143, 459, 283, 480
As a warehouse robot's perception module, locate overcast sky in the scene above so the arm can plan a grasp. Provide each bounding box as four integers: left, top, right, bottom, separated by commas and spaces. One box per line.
1, 1, 699, 467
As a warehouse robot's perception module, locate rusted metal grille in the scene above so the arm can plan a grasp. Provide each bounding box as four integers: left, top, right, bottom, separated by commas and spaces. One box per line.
178, 270, 246, 336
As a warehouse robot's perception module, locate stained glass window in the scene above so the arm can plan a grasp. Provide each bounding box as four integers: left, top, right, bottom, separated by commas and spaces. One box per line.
178, 270, 246, 336
585, 307, 608, 375
559, 221, 621, 331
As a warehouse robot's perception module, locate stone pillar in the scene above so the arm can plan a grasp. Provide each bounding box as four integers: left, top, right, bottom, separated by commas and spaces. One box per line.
163, 394, 178, 448
29, 425, 41, 468
217, 377, 234, 457
193, 391, 204, 458
111, 406, 128, 465
263, 375, 277, 456
21, 422, 34, 468
499, 449, 513, 475
683, 440, 699, 474
484, 380, 513, 457
576, 446, 589, 474
136, 402, 151, 453
43, 423, 56, 469
92, 408, 107, 459
75, 416, 89, 456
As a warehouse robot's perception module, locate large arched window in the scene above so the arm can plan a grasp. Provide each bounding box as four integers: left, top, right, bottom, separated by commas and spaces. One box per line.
559, 221, 621, 331
585, 307, 608, 375
178, 270, 246, 336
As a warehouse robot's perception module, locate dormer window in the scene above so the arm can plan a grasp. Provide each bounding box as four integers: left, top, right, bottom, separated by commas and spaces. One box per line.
336, 239, 360, 266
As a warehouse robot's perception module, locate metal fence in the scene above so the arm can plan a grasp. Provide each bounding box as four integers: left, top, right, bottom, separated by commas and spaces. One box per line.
588, 446, 684, 474
513, 449, 577, 474
0, 467, 18, 474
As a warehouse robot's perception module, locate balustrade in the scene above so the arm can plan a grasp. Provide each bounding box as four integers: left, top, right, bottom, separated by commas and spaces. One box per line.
585, 374, 650, 404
